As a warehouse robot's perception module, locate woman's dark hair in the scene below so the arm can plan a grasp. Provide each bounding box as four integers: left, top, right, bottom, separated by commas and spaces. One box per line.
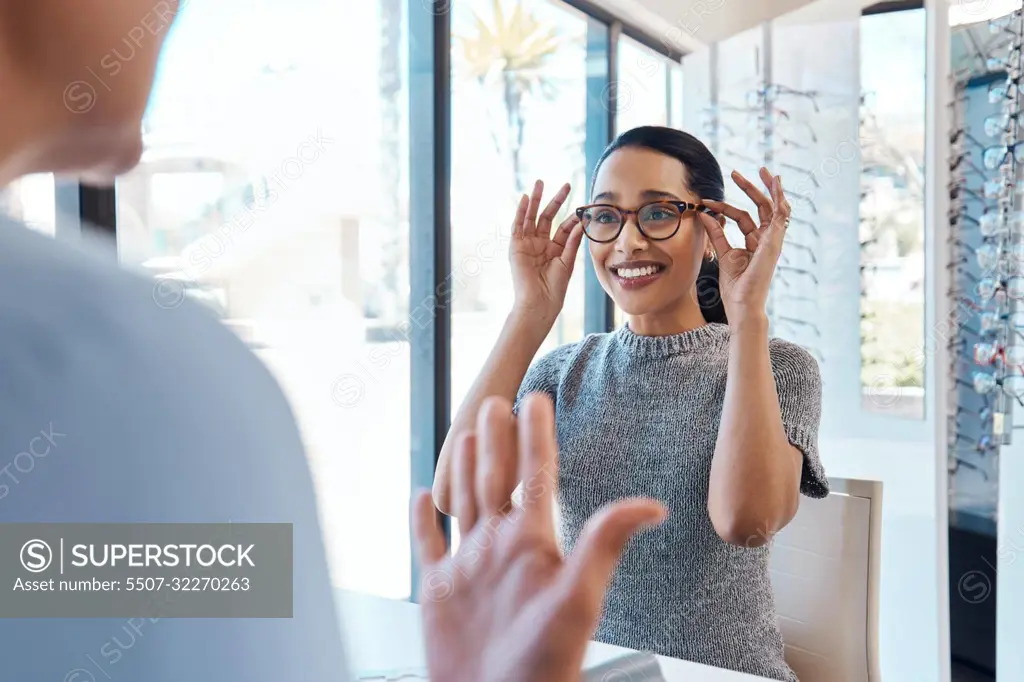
590, 126, 727, 324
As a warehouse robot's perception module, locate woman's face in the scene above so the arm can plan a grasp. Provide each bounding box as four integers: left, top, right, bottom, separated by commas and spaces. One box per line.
587, 146, 709, 317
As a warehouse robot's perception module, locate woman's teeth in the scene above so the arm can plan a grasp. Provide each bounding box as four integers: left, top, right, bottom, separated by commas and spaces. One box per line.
616, 265, 661, 279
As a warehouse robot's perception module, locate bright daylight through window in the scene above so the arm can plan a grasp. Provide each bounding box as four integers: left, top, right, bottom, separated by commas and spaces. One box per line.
450, 0, 589, 416
116, 0, 412, 599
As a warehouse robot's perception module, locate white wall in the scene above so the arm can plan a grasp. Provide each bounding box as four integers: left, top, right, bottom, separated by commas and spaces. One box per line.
998, 434, 1024, 675
996, 0, 1024, 665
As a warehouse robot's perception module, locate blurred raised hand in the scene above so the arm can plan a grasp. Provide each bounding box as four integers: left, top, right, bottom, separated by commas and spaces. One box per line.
413, 394, 666, 682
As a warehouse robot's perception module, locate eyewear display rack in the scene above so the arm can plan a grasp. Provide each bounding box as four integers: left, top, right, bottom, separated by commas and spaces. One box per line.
703, 26, 826, 365
946, 8, 1024, 536
946, 8, 1024, 676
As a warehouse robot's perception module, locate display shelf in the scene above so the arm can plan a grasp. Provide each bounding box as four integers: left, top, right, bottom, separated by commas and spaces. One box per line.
946, 10, 1024, 524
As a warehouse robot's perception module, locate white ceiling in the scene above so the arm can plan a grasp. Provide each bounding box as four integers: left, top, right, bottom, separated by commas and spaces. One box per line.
589, 0, 893, 51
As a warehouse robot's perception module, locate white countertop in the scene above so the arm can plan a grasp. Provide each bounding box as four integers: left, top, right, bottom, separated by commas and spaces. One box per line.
335, 589, 770, 681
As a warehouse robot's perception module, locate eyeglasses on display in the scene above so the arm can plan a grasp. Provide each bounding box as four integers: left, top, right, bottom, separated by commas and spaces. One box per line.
983, 142, 1024, 169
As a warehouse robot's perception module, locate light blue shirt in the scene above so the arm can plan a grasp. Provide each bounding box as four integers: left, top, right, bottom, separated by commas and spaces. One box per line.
0, 218, 348, 680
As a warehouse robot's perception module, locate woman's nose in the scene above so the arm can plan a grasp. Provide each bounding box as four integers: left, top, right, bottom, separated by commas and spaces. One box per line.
615, 217, 647, 253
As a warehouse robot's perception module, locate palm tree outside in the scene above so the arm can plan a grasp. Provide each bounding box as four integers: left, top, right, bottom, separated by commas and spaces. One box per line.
455, 0, 562, 195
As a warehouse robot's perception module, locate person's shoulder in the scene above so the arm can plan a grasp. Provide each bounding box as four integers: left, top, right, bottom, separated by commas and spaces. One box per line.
0, 218, 286, 425
768, 336, 821, 386
534, 338, 581, 366
768, 336, 819, 365
525, 341, 578, 385
522, 333, 617, 394
0, 218, 245, 349
0, 216, 316, 522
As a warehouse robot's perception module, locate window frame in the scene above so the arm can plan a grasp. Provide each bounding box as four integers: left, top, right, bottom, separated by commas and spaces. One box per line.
408, 0, 452, 597
851, 3, 931, 438
53, 183, 116, 251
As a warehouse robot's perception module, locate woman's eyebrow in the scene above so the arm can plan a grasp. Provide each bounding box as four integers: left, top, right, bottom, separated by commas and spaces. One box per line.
592, 190, 683, 203
640, 189, 683, 201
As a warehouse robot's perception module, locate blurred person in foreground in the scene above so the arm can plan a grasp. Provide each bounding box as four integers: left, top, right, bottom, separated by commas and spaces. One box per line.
0, 2, 663, 681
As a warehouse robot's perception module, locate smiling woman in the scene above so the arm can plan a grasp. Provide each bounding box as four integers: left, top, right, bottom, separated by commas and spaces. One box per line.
434, 122, 825, 680
588, 127, 726, 330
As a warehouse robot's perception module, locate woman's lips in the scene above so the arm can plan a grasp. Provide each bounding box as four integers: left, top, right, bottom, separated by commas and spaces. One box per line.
610, 265, 665, 290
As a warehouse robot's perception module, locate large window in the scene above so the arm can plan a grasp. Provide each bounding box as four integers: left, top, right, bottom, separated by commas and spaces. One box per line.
616, 35, 674, 134
859, 8, 927, 418
116, 0, 412, 599
450, 0, 590, 413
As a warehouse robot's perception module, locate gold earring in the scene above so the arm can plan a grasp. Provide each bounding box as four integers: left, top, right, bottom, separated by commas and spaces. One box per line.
705, 250, 715, 261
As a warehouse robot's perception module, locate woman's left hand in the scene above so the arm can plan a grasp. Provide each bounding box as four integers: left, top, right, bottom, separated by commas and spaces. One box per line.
698, 167, 792, 327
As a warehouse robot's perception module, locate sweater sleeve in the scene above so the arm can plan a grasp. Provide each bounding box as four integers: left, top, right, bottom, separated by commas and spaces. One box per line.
768, 338, 828, 498
513, 342, 578, 414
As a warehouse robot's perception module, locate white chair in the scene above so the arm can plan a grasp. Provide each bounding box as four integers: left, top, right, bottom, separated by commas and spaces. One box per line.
769, 477, 883, 682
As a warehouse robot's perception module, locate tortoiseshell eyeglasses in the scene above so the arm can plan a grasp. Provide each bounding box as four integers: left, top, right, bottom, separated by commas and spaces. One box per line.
575, 201, 717, 243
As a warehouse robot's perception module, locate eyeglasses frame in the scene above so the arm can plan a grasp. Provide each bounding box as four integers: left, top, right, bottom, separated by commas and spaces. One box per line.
574, 200, 718, 243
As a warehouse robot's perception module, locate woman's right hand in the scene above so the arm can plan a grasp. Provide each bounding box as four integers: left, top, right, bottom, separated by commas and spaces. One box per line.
508, 180, 585, 324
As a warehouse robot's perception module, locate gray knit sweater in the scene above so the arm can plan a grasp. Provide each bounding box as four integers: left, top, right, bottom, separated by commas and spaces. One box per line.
515, 322, 828, 681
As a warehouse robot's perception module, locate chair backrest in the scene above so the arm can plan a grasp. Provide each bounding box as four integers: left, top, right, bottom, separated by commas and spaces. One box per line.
769, 477, 883, 682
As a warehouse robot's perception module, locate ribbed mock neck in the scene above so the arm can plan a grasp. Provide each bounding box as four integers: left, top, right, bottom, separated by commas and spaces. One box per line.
614, 321, 730, 358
